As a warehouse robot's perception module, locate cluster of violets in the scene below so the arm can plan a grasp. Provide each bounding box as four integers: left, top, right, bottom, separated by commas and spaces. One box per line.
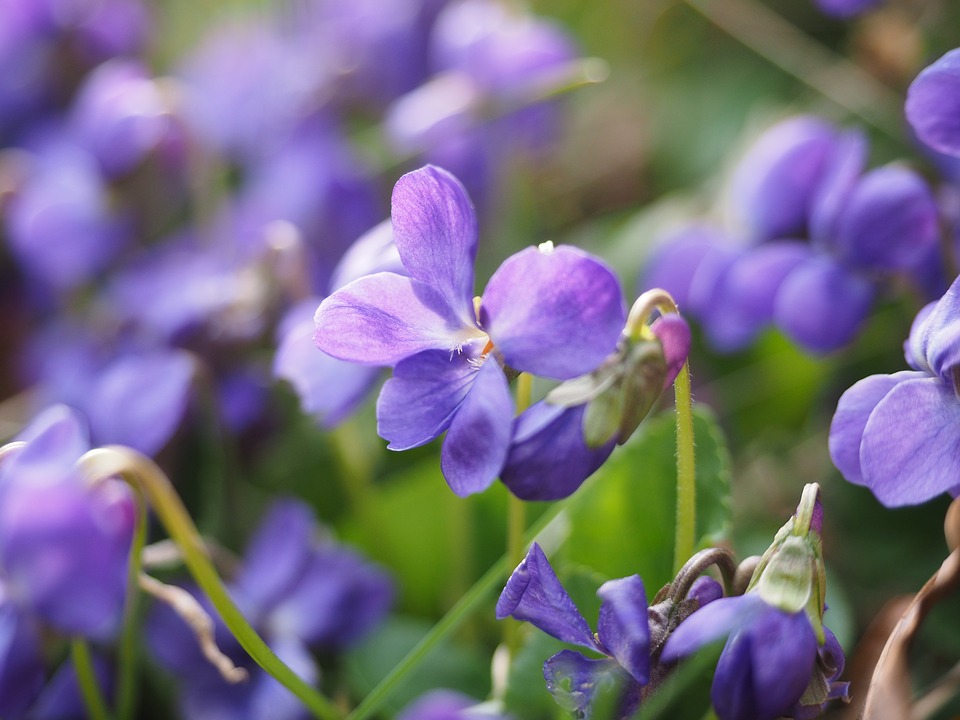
498, 485, 848, 720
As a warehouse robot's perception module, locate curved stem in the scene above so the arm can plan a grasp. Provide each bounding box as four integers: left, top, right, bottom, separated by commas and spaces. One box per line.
505, 372, 533, 657
667, 547, 737, 602
346, 498, 570, 720
672, 360, 696, 574
77, 447, 344, 720
72, 638, 111, 720
116, 491, 148, 720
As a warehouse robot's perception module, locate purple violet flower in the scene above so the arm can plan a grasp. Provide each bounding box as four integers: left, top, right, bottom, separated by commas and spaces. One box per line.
906, 48, 960, 158
315, 165, 625, 496
662, 593, 819, 720
0, 406, 136, 639
830, 273, 960, 505
496, 543, 650, 719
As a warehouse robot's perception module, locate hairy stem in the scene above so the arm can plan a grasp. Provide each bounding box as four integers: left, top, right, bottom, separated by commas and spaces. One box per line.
673, 360, 697, 574
505, 372, 533, 657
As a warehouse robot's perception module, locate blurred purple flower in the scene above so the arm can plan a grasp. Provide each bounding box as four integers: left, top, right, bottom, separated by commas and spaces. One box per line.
315, 166, 624, 496
662, 593, 819, 720
147, 499, 393, 720
0, 587, 45, 719
830, 273, 960, 505
397, 690, 512, 720
812, 0, 883, 18
0, 406, 135, 639
497, 543, 650, 719
906, 48, 960, 158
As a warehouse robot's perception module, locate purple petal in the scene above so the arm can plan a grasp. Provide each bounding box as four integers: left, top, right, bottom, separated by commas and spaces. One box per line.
269, 546, 393, 648
247, 637, 318, 720
687, 576, 724, 607
661, 594, 764, 662
833, 166, 939, 271
906, 49, 960, 157
85, 350, 195, 455
3, 405, 89, 488
233, 500, 316, 619
315, 273, 483, 366
813, 0, 882, 17
710, 629, 758, 720
499, 402, 614, 501
440, 359, 513, 496
749, 609, 818, 720
0, 596, 45, 718
773, 256, 874, 353
328, 219, 403, 292
706, 241, 812, 350
274, 308, 382, 428
496, 543, 597, 650
544, 650, 619, 715
860, 375, 960, 506
650, 314, 691, 388
641, 225, 726, 311
481, 245, 625, 379
391, 165, 478, 325
828, 371, 921, 486
398, 690, 508, 720
905, 300, 937, 372
809, 130, 868, 245
377, 348, 483, 450
596, 575, 650, 684
909, 274, 960, 379
730, 116, 841, 242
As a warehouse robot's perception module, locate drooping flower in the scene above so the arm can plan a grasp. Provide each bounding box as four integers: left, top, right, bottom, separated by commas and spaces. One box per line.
830, 273, 960, 506
315, 165, 625, 496
496, 543, 650, 719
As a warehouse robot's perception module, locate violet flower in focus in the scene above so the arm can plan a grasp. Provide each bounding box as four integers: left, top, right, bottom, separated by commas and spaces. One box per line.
315, 165, 624, 496
830, 273, 960, 506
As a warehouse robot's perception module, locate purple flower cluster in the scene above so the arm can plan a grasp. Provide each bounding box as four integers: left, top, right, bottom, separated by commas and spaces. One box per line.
315, 165, 689, 499
644, 115, 941, 354
147, 499, 393, 720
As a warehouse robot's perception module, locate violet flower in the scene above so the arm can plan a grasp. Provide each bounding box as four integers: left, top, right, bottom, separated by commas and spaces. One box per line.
812, 0, 883, 18
0, 587, 45, 719
830, 273, 960, 506
0, 406, 135, 639
906, 48, 960, 158
147, 499, 393, 720
496, 543, 650, 719
315, 165, 624, 496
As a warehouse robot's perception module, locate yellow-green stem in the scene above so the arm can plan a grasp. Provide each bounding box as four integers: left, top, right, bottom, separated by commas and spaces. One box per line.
72, 638, 111, 720
78, 447, 344, 720
504, 372, 533, 657
672, 361, 696, 574
116, 491, 148, 720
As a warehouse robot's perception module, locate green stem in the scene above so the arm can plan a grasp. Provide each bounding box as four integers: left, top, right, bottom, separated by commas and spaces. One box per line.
672, 361, 696, 574
77, 447, 344, 720
346, 498, 570, 720
505, 372, 533, 656
72, 638, 112, 720
116, 491, 148, 720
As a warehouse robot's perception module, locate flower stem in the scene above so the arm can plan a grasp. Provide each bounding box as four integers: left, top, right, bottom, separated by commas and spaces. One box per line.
346, 497, 570, 720
72, 638, 111, 720
505, 372, 533, 657
116, 491, 148, 720
77, 447, 344, 720
673, 360, 696, 574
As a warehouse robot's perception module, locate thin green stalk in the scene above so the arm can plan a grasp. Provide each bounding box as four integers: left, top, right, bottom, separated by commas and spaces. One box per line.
347, 498, 570, 720
505, 372, 533, 657
72, 638, 111, 720
672, 361, 696, 574
116, 491, 148, 720
78, 447, 344, 720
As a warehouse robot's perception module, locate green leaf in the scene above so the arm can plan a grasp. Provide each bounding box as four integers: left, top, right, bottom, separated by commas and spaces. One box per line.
561, 406, 732, 592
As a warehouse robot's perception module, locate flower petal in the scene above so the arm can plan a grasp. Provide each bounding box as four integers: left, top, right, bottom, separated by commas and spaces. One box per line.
650, 314, 691, 388
906, 48, 960, 157
750, 609, 818, 720
543, 650, 621, 716
496, 543, 597, 650
809, 130, 868, 245
440, 359, 513, 496
641, 225, 726, 312
499, 402, 614, 501
773, 256, 874, 353
833, 165, 939, 272
377, 348, 482, 450
391, 165, 478, 324
329, 219, 403, 293
661, 594, 764, 662
910, 274, 960, 379
315, 273, 483, 366
481, 245, 625, 379
860, 375, 960, 506
828, 371, 921, 486
0, 597, 45, 718
596, 575, 650, 684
